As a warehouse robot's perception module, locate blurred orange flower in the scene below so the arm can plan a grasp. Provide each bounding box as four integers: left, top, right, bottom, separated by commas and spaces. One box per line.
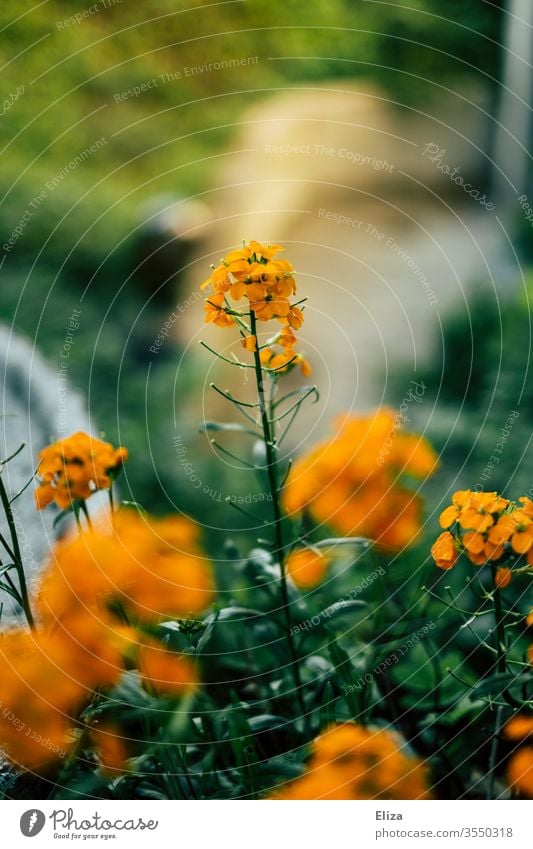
0, 630, 80, 770
273, 723, 430, 800
286, 548, 329, 588
495, 567, 512, 589
90, 723, 130, 775
37, 512, 214, 626
137, 641, 197, 697
504, 717, 533, 798
283, 409, 438, 551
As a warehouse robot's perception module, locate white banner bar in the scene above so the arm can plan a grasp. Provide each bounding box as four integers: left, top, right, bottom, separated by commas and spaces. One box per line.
2, 800, 531, 848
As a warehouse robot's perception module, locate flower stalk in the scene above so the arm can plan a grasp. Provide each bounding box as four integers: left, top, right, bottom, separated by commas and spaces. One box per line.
249, 310, 305, 714
0, 471, 35, 629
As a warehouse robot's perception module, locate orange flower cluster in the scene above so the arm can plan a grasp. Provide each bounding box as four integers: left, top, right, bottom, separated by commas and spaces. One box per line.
504, 715, 533, 798
283, 409, 438, 550
274, 724, 430, 800
35, 431, 128, 510
432, 491, 533, 576
0, 512, 212, 770
202, 241, 310, 375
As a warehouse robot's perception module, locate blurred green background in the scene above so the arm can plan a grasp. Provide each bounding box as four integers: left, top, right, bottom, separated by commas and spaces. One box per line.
2, 0, 527, 539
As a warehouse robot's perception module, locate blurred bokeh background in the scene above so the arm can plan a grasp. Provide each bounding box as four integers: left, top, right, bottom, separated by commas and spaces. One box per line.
0, 0, 531, 557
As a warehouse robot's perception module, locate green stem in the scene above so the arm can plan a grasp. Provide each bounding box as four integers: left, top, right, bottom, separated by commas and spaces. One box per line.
486, 703, 503, 800
0, 475, 34, 628
80, 499, 93, 531
249, 312, 305, 720
490, 564, 521, 709
491, 570, 506, 675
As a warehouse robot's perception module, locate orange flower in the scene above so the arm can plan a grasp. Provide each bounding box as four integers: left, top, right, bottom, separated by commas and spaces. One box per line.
137, 641, 197, 697
240, 334, 257, 352
278, 326, 297, 349
504, 716, 533, 741
519, 496, 533, 518
286, 548, 329, 588
509, 510, 533, 554
273, 724, 431, 800
259, 343, 311, 377
249, 291, 290, 321
204, 292, 236, 328
431, 532, 458, 570
495, 567, 512, 589
0, 630, 81, 770
439, 504, 461, 529
35, 432, 128, 510
248, 240, 284, 261
488, 510, 533, 554
283, 305, 304, 330
483, 539, 505, 561
462, 531, 486, 565
38, 512, 214, 627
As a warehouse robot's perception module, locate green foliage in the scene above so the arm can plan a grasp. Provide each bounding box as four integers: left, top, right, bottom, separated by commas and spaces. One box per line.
0, 1, 501, 261
398, 280, 533, 502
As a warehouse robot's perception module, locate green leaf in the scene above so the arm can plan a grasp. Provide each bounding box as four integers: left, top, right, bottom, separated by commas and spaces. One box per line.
248, 714, 286, 733
473, 671, 532, 697
53, 506, 73, 528
316, 599, 368, 627
199, 421, 257, 438
319, 681, 337, 730
119, 500, 147, 515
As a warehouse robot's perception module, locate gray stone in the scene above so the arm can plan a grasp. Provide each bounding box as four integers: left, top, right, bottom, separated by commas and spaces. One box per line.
0, 324, 102, 624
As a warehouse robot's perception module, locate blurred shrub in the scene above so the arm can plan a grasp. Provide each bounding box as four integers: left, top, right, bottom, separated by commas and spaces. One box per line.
391, 279, 533, 502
